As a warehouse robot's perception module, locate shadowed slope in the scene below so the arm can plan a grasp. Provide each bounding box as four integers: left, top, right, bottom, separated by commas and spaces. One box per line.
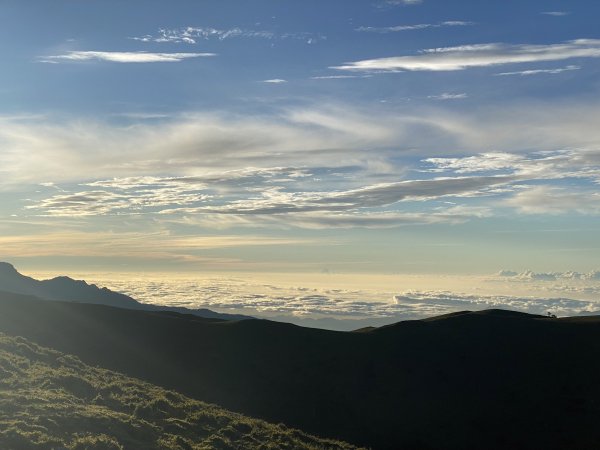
0, 332, 358, 450
1, 291, 600, 449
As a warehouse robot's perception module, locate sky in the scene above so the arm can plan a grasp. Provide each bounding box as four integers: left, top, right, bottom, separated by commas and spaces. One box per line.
1, 0, 600, 278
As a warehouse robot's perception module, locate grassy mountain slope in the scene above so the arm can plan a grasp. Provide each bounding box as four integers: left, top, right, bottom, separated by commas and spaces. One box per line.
0, 332, 357, 450
1, 292, 600, 449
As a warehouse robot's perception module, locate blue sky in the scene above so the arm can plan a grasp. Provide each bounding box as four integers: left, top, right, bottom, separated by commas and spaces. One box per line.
1, 0, 599, 275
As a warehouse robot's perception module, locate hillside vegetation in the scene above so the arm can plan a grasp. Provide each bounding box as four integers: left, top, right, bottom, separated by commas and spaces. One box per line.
2, 292, 600, 449
0, 332, 357, 450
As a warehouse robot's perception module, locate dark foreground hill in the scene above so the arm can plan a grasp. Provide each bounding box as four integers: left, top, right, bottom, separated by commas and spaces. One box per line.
0, 262, 249, 321
0, 332, 357, 450
1, 292, 600, 449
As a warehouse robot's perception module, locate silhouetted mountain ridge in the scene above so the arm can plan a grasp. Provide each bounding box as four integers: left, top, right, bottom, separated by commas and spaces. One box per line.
0, 262, 250, 321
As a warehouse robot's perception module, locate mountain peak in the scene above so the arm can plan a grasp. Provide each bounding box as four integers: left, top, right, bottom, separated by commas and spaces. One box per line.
0, 263, 251, 321
0, 262, 19, 275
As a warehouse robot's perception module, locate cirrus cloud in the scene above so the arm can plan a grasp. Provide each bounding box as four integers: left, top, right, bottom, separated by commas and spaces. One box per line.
356, 21, 472, 33
332, 39, 600, 72
495, 65, 580, 76
39, 51, 215, 63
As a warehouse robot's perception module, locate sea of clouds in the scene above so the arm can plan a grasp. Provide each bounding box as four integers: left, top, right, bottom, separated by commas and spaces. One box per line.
79, 272, 600, 331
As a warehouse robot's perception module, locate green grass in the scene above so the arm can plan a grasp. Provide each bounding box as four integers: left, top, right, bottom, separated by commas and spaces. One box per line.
0, 333, 359, 450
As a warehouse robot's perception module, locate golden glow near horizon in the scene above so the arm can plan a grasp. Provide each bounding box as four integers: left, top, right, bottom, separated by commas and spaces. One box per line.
24, 269, 600, 327
2, 1, 600, 322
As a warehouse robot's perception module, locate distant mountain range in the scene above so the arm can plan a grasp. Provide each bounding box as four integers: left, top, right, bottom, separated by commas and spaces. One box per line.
0, 262, 250, 321
1, 289, 599, 449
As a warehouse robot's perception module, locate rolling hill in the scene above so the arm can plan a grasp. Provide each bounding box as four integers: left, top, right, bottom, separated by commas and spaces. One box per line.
1, 290, 599, 449
0, 331, 358, 449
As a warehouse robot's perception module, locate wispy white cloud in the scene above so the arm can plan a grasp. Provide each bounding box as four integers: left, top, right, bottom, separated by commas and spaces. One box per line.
383, 0, 423, 5
495, 65, 580, 76
132, 27, 272, 44
27, 168, 313, 217
428, 92, 468, 100
131, 27, 325, 45
424, 149, 600, 182
504, 185, 600, 215
4, 103, 600, 192
40, 51, 215, 63
27, 170, 500, 227
310, 75, 371, 80
164, 206, 492, 230
356, 21, 472, 33
424, 150, 600, 216
27, 187, 211, 217
541, 11, 570, 16
333, 39, 600, 72
0, 109, 397, 188
424, 151, 566, 175
5, 102, 600, 227
262, 79, 287, 84
158, 176, 516, 217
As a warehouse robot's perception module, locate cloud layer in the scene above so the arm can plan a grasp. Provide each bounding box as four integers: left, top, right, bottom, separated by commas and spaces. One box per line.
497, 269, 600, 282
75, 274, 600, 330
3, 100, 599, 228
